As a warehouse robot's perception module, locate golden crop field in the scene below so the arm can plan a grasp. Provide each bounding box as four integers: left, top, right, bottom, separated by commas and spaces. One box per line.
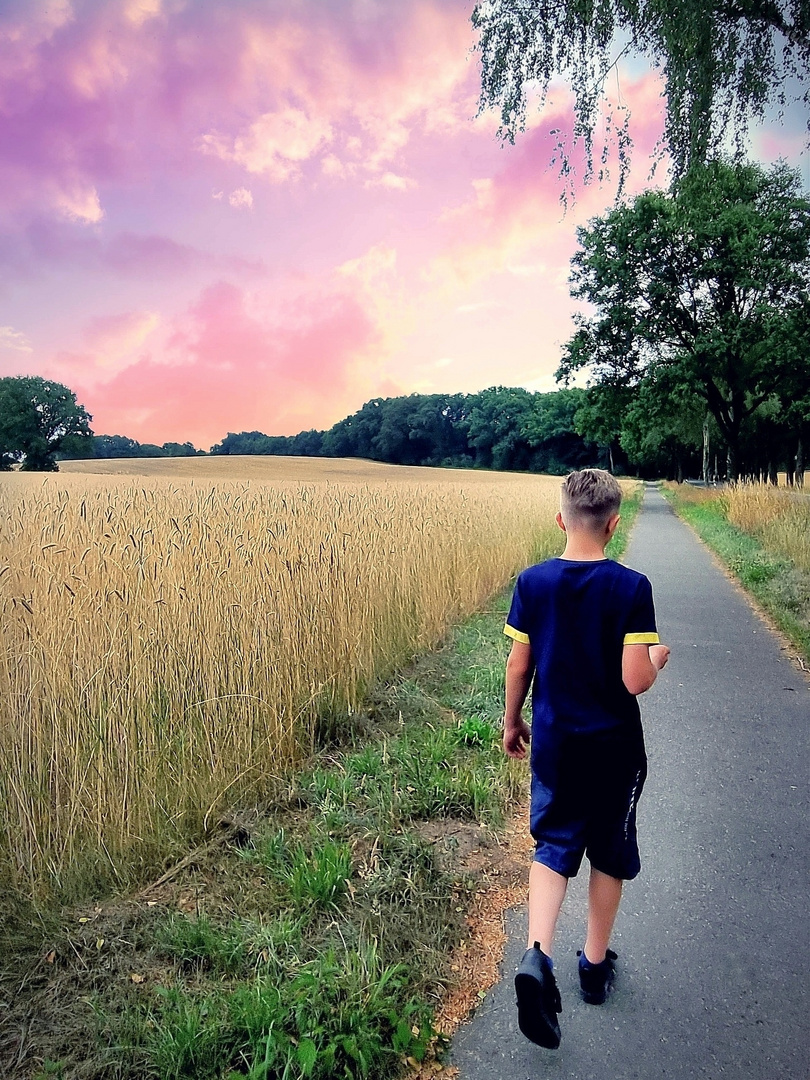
724, 483, 810, 575
58, 454, 522, 483
0, 458, 565, 898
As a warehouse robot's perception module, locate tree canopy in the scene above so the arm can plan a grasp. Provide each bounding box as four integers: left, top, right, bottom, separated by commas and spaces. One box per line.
473, 0, 810, 185
0, 376, 93, 470
557, 159, 810, 478
211, 389, 603, 474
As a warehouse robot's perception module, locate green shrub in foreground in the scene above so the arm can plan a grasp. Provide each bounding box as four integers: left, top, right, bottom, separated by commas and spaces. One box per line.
144, 944, 432, 1080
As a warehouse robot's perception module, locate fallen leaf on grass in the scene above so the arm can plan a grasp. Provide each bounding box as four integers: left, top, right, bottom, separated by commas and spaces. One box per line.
130, 973, 146, 984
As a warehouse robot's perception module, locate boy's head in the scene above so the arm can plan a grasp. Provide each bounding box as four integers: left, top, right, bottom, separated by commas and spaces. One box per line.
559, 469, 622, 534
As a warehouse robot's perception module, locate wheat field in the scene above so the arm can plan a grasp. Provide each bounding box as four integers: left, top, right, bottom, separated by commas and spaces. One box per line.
724, 483, 810, 575
0, 459, 564, 898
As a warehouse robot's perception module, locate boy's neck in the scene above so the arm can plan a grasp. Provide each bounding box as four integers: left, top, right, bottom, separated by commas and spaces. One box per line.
555, 510, 618, 561
559, 536, 610, 562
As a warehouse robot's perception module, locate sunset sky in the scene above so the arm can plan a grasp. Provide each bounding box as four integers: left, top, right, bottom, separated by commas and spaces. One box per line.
1, 0, 807, 448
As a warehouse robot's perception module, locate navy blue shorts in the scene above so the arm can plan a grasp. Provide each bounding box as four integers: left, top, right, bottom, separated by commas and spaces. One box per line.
530, 729, 647, 880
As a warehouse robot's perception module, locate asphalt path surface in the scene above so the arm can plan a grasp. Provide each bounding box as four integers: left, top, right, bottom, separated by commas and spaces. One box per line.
449, 485, 810, 1079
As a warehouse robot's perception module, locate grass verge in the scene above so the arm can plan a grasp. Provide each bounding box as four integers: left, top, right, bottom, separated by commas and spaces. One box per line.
663, 485, 810, 666
0, 483, 643, 1080
607, 482, 643, 562
0, 599, 526, 1080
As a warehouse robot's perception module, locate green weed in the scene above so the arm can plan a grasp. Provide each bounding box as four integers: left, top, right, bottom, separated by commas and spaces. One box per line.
454, 715, 498, 748
143, 944, 432, 1080
254, 832, 353, 909
156, 914, 246, 975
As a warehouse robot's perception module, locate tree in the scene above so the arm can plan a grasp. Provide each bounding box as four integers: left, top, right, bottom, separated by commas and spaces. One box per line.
521, 388, 599, 472
161, 441, 200, 457
618, 371, 706, 480
573, 383, 634, 473
473, 0, 810, 186
0, 376, 93, 470
464, 387, 536, 469
557, 160, 810, 478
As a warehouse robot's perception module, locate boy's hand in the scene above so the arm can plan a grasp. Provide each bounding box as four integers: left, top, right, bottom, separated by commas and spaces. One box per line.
650, 644, 670, 670
503, 717, 531, 759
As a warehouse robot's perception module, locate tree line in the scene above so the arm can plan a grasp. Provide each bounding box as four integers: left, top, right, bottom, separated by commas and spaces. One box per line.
210, 387, 604, 473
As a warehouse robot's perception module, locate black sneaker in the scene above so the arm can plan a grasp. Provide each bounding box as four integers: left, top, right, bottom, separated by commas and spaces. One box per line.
577, 948, 617, 1004
514, 942, 562, 1048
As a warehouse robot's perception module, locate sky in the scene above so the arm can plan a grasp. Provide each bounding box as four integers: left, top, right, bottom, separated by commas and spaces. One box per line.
1, 0, 807, 449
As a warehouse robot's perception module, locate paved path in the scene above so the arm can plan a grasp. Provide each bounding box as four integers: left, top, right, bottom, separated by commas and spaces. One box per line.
449, 485, 810, 1079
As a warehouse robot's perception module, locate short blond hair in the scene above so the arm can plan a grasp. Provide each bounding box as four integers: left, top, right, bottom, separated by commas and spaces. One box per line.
560, 469, 622, 529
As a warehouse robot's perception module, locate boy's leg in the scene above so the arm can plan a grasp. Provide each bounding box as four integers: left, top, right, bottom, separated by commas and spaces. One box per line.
583, 866, 622, 963
527, 860, 568, 952
517, 859, 566, 1048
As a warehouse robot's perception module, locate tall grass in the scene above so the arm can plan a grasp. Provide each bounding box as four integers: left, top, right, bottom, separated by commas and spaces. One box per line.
0, 473, 562, 899
665, 481, 810, 665
723, 484, 810, 575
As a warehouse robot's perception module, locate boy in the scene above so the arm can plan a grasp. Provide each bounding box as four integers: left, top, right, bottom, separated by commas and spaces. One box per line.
503, 469, 669, 1049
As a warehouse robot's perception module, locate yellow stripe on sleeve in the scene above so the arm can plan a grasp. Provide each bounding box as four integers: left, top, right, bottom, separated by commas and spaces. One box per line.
504, 624, 530, 645
623, 632, 660, 645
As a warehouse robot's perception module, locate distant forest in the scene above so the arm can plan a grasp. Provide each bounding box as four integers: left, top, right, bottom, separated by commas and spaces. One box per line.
76, 382, 804, 481
81, 387, 614, 476
209, 388, 609, 474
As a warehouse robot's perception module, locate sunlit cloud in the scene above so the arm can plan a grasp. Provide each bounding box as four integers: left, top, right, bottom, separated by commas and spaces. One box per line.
124, 0, 163, 28
0, 327, 33, 353
54, 184, 104, 224
228, 187, 254, 210
507, 263, 547, 277
200, 109, 333, 181
338, 244, 398, 283
83, 310, 160, 371
76, 281, 381, 445
364, 172, 417, 191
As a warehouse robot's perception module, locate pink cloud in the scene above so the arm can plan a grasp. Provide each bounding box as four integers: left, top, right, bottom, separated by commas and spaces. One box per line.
0, 220, 266, 285
76, 281, 379, 446
428, 70, 670, 290
0, 0, 478, 225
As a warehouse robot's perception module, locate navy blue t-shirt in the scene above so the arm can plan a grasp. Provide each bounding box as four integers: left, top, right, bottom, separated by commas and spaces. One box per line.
505, 558, 658, 745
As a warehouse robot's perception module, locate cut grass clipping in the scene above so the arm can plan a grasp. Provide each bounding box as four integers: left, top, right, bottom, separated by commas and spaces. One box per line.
663, 484, 810, 665
7, 481, 643, 1080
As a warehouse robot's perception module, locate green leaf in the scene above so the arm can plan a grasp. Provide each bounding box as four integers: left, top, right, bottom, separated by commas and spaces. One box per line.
297, 1037, 318, 1075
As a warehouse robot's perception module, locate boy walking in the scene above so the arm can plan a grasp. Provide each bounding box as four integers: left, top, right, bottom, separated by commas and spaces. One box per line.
503, 470, 669, 1048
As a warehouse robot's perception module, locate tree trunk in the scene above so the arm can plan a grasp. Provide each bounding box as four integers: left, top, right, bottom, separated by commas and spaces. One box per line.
797, 438, 804, 489
702, 417, 710, 484
768, 461, 778, 486
726, 445, 736, 482
608, 443, 615, 473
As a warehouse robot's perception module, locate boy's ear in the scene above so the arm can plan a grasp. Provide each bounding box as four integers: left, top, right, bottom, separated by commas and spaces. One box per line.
606, 513, 621, 537
555, 510, 566, 533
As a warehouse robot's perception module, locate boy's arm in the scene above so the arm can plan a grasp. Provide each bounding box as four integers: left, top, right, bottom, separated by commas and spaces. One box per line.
503, 641, 534, 759
622, 642, 670, 696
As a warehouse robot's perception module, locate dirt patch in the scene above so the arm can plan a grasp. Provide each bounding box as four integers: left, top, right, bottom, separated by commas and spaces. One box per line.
412, 804, 533, 1078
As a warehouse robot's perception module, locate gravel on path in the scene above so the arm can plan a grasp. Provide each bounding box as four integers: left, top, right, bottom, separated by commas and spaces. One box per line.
448, 484, 810, 1080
